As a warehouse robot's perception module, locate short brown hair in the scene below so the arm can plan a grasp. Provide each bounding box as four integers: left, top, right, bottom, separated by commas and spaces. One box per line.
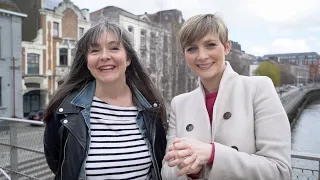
179, 14, 229, 50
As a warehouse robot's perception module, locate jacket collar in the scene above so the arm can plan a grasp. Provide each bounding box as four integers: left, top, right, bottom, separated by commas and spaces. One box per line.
198, 61, 238, 96
57, 80, 158, 114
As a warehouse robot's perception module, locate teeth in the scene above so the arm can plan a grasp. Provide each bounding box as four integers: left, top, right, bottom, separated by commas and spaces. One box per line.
198, 63, 213, 68
100, 66, 115, 70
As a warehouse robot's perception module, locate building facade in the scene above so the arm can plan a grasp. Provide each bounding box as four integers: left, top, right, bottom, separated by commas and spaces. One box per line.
0, 4, 26, 117
263, 52, 319, 66
15, 0, 91, 116
90, 6, 197, 106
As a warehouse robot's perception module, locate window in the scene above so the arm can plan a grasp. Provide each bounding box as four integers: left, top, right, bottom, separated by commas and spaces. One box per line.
0, 77, 2, 107
150, 32, 156, 49
25, 83, 40, 88
79, 27, 84, 38
140, 30, 146, 47
53, 22, 59, 37
27, 53, 40, 74
128, 26, 134, 33
59, 48, 68, 66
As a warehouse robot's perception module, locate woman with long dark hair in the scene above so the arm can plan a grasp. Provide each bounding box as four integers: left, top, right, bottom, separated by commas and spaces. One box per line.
43, 18, 167, 180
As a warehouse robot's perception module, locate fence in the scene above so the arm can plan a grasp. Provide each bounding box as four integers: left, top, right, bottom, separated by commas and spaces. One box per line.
0, 117, 319, 180
0, 117, 54, 180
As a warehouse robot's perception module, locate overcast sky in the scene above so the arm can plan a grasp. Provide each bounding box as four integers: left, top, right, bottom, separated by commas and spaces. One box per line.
71, 0, 320, 56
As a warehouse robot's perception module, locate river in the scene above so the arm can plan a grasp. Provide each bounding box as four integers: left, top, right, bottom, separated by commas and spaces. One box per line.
291, 99, 320, 179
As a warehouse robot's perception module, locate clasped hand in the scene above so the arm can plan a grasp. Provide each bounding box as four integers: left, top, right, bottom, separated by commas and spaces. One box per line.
163, 137, 212, 177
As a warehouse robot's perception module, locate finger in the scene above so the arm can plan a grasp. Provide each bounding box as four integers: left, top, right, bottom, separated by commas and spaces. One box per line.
164, 150, 177, 161
180, 153, 197, 167
168, 145, 175, 152
176, 149, 193, 159
177, 164, 191, 176
173, 138, 183, 144
168, 157, 184, 167
190, 157, 201, 170
174, 142, 192, 150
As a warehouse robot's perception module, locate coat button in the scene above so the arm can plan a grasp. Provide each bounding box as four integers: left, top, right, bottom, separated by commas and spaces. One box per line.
223, 112, 232, 119
58, 108, 64, 112
63, 119, 68, 124
153, 103, 158, 108
231, 146, 238, 151
186, 124, 194, 132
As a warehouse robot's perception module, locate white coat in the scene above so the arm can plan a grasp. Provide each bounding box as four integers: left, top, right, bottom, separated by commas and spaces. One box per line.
161, 61, 292, 180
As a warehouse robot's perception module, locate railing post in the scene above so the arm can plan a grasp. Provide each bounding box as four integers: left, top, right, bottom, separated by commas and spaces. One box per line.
9, 122, 18, 180
318, 161, 320, 180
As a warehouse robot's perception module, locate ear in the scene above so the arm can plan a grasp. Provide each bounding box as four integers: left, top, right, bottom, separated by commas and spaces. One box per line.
225, 40, 231, 55
126, 56, 131, 67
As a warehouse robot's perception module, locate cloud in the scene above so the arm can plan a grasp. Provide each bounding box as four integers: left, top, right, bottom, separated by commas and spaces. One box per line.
271, 39, 311, 53
250, 47, 269, 56
307, 36, 319, 41
308, 27, 320, 31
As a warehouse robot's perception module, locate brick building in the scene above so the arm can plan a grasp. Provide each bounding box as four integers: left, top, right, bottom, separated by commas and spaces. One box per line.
15, 0, 91, 116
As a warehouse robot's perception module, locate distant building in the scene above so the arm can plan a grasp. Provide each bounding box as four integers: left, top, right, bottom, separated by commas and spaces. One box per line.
263, 52, 319, 66
226, 41, 257, 76
0, 0, 27, 117
15, 0, 91, 116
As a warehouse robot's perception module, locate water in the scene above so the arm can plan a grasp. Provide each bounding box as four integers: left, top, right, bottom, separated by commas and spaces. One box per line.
291, 99, 320, 179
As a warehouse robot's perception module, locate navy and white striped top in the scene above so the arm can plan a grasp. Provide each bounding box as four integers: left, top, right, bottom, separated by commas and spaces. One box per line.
85, 97, 152, 180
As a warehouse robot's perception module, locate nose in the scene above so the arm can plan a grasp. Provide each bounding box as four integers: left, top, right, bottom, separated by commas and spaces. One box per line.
100, 48, 111, 61
197, 47, 209, 61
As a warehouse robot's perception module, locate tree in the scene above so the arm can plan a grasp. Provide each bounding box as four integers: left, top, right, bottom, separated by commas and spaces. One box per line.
255, 61, 281, 87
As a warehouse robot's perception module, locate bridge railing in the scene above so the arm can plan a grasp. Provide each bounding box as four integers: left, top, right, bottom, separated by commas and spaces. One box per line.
292, 151, 320, 180
0, 117, 320, 180
0, 117, 54, 180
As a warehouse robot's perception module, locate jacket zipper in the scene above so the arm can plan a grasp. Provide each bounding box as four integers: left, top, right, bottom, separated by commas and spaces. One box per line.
61, 134, 70, 180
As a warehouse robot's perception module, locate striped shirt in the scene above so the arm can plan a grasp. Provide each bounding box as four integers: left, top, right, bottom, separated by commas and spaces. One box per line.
85, 97, 152, 180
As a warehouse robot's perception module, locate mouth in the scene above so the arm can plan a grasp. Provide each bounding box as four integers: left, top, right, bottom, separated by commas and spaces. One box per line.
99, 65, 116, 72
197, 62, 215, 70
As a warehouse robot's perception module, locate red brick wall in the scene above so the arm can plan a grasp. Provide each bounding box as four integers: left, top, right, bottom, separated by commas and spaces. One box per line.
62, 8, 78, 39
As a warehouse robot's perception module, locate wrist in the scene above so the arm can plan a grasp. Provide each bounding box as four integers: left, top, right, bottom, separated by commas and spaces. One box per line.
207, 142, 215, 165
201, 143, 213, 165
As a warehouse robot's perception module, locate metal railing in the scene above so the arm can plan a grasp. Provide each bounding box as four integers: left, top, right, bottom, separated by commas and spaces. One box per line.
0, 117, 54, 180
292, 151, 320, 180
0, 117, 320, 180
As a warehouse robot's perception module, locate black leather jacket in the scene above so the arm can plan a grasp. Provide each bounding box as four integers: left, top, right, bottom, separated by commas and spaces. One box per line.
44, 81, 167, 180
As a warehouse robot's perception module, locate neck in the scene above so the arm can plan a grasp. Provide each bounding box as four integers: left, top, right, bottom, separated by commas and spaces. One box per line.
201, 66, 226, 94
95, 79, 132, 106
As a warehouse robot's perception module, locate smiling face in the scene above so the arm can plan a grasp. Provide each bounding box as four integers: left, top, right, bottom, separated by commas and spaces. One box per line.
184, 33, 231, 82
87, 31, 130, 86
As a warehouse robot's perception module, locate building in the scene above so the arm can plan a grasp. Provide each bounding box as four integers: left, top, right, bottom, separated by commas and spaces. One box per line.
309, 58, 320, 83
90, 6, 197, 105
226, 41, 256, 76
263, 52, 319, 66
14, 0, 91, 116
0, 0, 27, 117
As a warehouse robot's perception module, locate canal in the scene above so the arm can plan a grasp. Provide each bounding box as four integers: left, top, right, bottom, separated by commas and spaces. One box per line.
291, 99, 320, 179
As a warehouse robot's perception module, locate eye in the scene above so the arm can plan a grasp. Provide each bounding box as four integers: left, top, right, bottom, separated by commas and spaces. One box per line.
89, 47, 100, 53
186, 47, 197, 52
110, 46, 120, 51
207, 43, 216, 47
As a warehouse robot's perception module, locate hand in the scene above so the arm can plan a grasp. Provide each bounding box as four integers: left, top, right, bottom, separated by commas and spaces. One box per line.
173, 137, 212, 166
164, 138, 209, 176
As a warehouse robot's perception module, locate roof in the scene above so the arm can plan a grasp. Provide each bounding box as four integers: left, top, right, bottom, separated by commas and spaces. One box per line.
263, 52, 319, 57
0, 0, 20, 12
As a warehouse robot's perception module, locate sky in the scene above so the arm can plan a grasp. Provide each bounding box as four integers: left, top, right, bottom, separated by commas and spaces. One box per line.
71, 0, 320, 56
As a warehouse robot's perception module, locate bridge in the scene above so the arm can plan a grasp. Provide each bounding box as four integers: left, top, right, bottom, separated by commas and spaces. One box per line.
0, 85, 320, 180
